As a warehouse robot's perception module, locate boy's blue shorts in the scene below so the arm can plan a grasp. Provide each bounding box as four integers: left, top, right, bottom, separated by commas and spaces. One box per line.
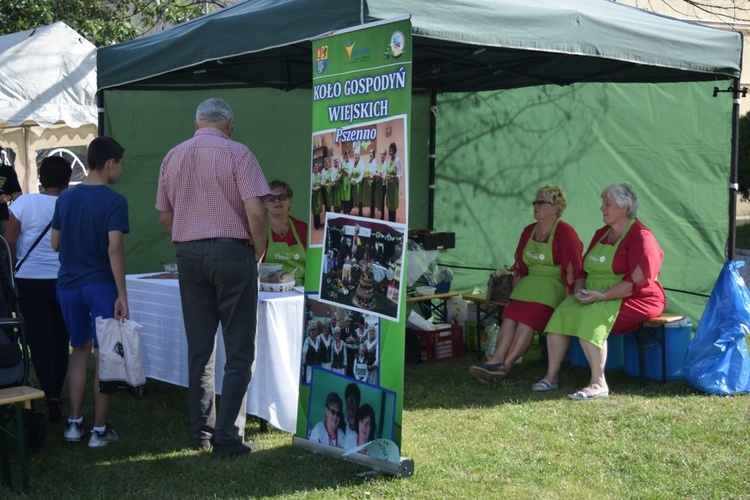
57, 283, 118, 349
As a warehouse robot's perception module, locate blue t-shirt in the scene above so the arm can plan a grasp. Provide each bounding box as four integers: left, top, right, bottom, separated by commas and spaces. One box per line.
52, 184, 129, 291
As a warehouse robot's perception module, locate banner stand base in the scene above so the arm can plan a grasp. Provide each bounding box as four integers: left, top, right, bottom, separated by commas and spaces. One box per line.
292, 436, 415, 478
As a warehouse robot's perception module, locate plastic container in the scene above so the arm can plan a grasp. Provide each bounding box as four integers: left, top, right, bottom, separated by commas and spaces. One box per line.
569, 335, 624, 372
645, 317, 692, 381
435, 282, 452, 293
415, 325, 465, 363
623, 332, 640, 378
415, 286, 437, 296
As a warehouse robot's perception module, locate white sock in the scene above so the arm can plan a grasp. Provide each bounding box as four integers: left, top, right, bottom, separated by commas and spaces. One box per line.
93, 425, 106, 434
68, 417, 83, 424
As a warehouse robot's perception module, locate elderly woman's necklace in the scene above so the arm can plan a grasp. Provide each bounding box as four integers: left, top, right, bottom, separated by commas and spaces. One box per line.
531, 223, 552, 259
272, 220, 289, 238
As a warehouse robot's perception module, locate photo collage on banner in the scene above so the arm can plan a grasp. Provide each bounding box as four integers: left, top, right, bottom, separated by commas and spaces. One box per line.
300, 18, 412, 461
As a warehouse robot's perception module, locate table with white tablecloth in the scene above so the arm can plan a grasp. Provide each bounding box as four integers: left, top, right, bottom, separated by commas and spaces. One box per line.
125, 273, 304, 433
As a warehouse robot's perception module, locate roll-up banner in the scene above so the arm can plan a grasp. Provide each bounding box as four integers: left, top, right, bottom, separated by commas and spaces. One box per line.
294, 17, 413, 476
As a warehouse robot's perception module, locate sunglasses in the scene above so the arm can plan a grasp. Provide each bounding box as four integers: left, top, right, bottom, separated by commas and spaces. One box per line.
327, 407, 343, 418
531, 200, 554, 206
266, 194, 290, 202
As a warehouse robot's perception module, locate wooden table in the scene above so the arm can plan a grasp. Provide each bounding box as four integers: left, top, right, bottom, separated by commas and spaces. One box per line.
406, 291, 460, 323
462, 293, 508, 360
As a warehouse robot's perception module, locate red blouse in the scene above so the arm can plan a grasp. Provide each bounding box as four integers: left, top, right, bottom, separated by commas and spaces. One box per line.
513, 219, 583, 293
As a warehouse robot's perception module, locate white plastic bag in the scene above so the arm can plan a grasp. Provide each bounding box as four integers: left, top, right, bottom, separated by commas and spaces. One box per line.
485, 323, 499, 358
96, 317, 146, 398
407, 310, 435, 330
446, 296, 468, 325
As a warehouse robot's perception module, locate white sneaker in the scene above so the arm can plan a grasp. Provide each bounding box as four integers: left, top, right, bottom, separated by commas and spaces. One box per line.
88, 426, 119, 448
63, 421, 84, 442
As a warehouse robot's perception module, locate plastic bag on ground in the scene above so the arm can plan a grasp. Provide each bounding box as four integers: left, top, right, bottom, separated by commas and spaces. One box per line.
683, 261, 750, 395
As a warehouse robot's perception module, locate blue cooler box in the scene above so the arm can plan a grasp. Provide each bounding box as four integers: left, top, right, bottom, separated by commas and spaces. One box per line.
569, 335, 624, 372
624, 318, 692, 381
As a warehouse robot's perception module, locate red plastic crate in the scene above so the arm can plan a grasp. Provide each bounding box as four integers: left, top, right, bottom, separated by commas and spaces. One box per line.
415, 325, 464, 363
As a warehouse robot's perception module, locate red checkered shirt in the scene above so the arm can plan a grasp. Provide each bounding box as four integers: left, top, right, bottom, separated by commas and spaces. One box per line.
155, 127, 270, 243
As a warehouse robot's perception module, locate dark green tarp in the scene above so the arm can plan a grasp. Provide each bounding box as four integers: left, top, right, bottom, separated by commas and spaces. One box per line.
97, 0, 743, 323
98, 0, 741, 92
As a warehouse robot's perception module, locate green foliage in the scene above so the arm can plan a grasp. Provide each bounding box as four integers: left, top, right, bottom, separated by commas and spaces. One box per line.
739, 111, 750, 200
0, 0, 226, 46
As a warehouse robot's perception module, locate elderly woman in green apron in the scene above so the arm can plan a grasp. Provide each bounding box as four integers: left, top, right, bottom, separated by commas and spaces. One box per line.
363, 148, 376, 217
262, 180, 308, 286
312, 163, 323, 229
374, 147, 387, 220
339, 150, 353, 214
322, 157, 336, 213
470, 185, 583, 383
537, 183, 666, 400
350, 150, 365, 216
384, 142, 402, 222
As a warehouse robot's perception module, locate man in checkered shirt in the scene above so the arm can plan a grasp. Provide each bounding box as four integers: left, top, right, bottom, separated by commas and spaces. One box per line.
156, 98, 270, 458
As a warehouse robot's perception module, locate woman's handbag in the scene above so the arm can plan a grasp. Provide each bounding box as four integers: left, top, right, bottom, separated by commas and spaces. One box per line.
486, 268, 513, 307
95, 317, 147, 399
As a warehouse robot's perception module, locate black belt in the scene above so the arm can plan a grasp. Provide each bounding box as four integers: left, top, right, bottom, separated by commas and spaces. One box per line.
189, 238, 251, 246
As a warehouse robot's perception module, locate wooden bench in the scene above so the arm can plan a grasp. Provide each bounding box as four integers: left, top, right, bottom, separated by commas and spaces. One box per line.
633, 314, 686, 386
407, 291, 461, 324
0, 385, 44, 494
462, 294, 508, 360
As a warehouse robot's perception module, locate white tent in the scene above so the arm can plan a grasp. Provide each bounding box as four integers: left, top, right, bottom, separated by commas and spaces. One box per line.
0, 22, 97, 192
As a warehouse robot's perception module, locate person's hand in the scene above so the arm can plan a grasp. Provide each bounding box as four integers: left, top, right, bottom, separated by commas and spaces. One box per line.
1, 194, 12, 204
575, 289, 605, 304
114, 296, 129, 320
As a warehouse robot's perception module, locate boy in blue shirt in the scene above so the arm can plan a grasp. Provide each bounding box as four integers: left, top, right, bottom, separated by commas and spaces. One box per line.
52, 136, 129, 447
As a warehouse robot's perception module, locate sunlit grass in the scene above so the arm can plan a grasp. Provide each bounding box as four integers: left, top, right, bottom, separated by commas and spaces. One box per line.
5, 341, 749, 498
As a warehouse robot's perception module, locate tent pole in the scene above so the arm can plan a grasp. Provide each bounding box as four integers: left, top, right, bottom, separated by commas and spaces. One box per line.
728, 77, 741, 261
97, 91, 105, 137
428, 85, 437, 230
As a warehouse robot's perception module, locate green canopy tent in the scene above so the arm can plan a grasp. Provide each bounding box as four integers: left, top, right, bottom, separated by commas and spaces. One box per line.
97, 0, 742, 322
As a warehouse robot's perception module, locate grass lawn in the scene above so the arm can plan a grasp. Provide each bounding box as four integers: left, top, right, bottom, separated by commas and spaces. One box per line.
4, 339, 749, 499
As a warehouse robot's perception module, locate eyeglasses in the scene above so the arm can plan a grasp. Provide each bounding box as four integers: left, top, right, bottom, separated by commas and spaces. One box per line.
266, 194, 290, 202
327, 407, 343, 418
531, 200, 554, 206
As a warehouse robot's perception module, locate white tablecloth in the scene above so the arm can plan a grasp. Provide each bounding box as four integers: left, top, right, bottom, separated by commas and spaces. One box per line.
125, 273, 304, 433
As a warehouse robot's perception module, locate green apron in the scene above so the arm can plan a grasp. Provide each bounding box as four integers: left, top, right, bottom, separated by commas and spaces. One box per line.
323, 168, 335, 209
340, 161, 352, 202
385, 159, 399, 210
351, 161, 363, 205
266, 217, 307, 285
545, 219, 634, 348
332, 166, 343, 207
509, 219, 566, 309
312, 172, 323, 215
362, 162, 373, 206
374, 170, 385, 211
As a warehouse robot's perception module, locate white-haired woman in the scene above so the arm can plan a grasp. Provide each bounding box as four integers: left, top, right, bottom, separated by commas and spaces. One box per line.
538, 183, 666, 400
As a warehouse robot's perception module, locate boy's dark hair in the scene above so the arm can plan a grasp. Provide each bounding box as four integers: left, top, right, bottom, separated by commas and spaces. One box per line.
39, 156, 72, 190
87, 136, 125, 170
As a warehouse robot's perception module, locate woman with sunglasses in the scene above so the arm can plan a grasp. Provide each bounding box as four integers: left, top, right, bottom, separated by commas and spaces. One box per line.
307, 392, 346, 448
263, 180, 308, 285
470, 184, 583, 384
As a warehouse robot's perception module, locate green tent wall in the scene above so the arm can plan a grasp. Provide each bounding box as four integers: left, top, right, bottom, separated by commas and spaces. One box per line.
98, 0, 743, 324
433, 81, 730, 323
